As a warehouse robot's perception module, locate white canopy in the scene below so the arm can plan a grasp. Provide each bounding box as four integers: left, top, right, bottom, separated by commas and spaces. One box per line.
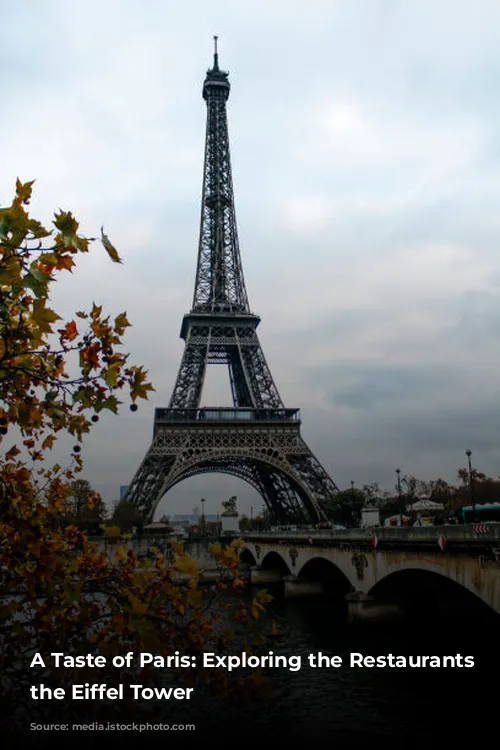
406, 498, 444, 512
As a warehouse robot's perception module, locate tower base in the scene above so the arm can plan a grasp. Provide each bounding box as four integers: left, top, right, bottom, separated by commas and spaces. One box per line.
123, 408, 336, 522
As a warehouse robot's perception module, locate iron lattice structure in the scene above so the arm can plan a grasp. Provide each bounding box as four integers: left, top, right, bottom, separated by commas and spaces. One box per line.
123, 39, 339, 523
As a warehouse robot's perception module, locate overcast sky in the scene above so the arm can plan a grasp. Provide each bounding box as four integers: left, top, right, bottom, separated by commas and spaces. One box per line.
3, 1, 500, 517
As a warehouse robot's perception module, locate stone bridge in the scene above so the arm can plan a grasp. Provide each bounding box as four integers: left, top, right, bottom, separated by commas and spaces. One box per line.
239, 526, 500, 618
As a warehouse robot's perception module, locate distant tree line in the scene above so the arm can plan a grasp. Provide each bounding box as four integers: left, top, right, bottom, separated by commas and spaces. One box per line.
63, 464, 499, 535
323, 467, 499, 527
55, 480, 145, 535
237, 466, 499, 529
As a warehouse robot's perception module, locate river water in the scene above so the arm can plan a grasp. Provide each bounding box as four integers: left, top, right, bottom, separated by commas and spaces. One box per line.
171, 585, 498, 741
14, 539, 498, 745
16, 581, 498, 746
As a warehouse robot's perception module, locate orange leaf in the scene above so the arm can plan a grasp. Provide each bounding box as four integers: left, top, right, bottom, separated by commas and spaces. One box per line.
5, 445, 21, 460
41, 435, 56, 451
56, 255, 76, 272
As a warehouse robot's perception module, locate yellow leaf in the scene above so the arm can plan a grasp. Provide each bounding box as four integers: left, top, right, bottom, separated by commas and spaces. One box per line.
32, 299, 61, 334
53, 210, 80, 249
90, 302, 102, 320
186, 589, 202, 609
101, 226, 122, 263
114, 311, 131, 335
175, 556, 200, 578
41, 435, 56, 451
256, 589, 273, 604
0, 256, 22, 287
209, 543, 223, 558
104, 363, 120, 387
128, 594, 147, 614
130, 367, 155, 401
15, 178, 35, 205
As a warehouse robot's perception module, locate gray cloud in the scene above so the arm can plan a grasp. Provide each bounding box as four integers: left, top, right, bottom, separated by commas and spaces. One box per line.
2, 1, 500, 516
321, 364, 448, 410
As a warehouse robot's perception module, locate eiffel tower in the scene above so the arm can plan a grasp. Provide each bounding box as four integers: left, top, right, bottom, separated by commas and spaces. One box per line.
123, 38, 339, 523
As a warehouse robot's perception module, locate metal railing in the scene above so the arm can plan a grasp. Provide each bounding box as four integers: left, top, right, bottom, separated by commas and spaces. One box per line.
155, 407, 300, 423
242, 523, 500, 545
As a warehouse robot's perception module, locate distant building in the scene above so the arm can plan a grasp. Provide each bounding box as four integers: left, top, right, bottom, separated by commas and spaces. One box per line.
173, 513, 219, 525
120, 486, 128, 500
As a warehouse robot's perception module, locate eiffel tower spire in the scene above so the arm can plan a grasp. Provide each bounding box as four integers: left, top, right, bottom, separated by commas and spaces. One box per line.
193, 36, 249, 314
123, 41, 339, 523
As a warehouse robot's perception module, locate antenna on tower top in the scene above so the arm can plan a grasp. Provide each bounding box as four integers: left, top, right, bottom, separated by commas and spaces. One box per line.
213, 35, 219, 69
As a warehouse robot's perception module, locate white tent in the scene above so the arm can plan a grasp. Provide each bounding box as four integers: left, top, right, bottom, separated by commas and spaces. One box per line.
406, 498, 444, 512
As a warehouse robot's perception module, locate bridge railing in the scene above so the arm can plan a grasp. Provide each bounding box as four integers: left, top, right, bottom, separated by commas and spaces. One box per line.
374, 524, 500, 543
242, 523, 500, 545
242, 529, 369, 542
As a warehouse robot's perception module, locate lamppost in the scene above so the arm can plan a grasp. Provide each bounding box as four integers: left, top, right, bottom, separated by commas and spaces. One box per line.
261, 504, 266, 528
200, 497, 205, 534
465, 450, 475, 523
396, 469, 402, 526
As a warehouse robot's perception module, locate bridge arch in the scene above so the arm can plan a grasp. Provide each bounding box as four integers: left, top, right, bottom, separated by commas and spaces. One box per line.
239, 548, 258, 566
297, 557, 354, 597
260, 550, 292, 576
370, 562, 500, 621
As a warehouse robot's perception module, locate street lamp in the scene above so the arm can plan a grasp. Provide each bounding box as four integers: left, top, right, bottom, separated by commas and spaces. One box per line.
396, 469, 403, 527
465, 450, 475, 523
350, 481, 355, 527
200, 497, 205, 534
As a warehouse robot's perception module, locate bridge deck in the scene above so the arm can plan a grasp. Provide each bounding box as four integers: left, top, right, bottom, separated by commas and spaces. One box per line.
242, 524, 500, 547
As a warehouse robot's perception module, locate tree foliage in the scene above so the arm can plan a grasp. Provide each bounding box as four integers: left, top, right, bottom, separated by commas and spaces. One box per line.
110, 499, 145, 533
0, 180, 154, 457
239, 515, 267, 532
0, 181, 270, 731
326, 488, 366, 527
456, 467, 487, 487
65, 478, 108, 532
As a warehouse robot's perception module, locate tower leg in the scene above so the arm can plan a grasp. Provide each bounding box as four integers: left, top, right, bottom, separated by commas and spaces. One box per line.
123, 414, 337, 523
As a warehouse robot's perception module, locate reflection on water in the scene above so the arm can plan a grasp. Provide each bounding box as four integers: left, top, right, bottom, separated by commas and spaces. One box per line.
170, 585, 499, 739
